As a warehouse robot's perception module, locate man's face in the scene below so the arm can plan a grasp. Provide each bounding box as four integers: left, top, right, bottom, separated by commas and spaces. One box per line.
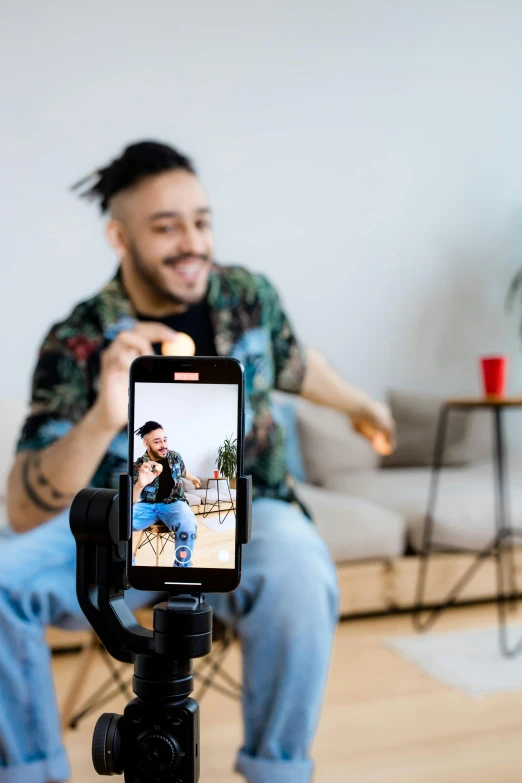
144, 429, 168, 460
115, 170, 214, 307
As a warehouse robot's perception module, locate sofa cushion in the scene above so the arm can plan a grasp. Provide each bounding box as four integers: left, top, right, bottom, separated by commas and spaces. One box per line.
190, 488, 236, 502
185, 492, 203, 507
295, 482, 406, 562
381, 390, 491, 469
296, 399, 378, 485
324, 458, 522, 552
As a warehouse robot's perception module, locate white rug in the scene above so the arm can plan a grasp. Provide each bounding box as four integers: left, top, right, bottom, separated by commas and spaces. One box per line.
199, 509, 236, 533
384, 624, 522, 698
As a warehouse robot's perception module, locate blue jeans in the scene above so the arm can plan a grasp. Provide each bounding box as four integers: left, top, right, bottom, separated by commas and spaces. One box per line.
133, 500, 198, 567
0, 498, 338, 783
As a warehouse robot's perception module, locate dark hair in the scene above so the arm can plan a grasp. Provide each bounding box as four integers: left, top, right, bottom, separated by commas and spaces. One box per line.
71, 140, 196, 213
135, 421, 163, 438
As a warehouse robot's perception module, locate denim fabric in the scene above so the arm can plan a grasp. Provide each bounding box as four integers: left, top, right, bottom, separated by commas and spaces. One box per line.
0, 498, 338, 783
133, 500, 198, 567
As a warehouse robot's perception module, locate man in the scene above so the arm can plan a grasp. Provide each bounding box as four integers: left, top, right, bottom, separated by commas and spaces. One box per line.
133, 420, 199, 567
2, 141, 394, 783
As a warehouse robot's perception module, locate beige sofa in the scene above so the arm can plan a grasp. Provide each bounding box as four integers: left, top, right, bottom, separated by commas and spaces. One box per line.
290, 394, 522, 615
1, 393, 517, 618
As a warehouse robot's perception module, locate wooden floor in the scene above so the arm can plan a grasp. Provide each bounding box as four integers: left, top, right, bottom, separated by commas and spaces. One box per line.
54, 604, 522, 782
132, 509, 235, 569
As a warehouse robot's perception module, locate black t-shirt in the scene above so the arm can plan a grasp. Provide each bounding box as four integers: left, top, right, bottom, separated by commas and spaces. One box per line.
155, 457, 175, 503
136, 299, 217, 357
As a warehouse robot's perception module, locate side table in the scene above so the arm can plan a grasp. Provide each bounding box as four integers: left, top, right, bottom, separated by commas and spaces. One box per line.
413, 396, 522, 657
202, 477, 236, 525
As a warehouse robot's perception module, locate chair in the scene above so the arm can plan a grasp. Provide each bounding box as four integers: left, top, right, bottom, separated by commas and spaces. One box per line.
133, 522, 174, 567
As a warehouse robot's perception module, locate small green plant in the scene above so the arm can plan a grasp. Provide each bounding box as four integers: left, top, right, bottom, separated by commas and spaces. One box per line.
216, 435, 237, 480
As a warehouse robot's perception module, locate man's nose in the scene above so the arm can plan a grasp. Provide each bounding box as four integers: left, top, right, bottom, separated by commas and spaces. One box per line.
178, 223, 205, 256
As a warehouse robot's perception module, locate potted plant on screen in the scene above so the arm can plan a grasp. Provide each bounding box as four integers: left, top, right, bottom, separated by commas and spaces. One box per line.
216, 435, 237, 488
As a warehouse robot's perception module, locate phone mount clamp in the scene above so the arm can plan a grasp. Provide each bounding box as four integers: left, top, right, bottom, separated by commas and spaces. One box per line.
70, 473, 252, 783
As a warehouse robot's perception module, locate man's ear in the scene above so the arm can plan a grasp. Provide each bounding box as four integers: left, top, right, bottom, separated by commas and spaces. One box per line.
106, 218, 129, 259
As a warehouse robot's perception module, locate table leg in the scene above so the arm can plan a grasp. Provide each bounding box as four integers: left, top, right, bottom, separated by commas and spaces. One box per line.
202, 481, 210, 518
493, 407, 522, 657
412, 405, 495, 630
413, 404, 451, 631
222, 479, 235, 524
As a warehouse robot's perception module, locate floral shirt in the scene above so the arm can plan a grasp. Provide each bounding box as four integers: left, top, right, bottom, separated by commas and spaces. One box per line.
17, 265, 307, 504
133, 450, 186, 505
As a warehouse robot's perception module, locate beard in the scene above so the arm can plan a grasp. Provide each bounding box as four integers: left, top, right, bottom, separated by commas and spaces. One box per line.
128, 243, 211, 306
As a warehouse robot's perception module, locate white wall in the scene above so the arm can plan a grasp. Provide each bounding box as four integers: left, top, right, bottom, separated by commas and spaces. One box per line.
133, 383, 238, 478
3, 0, 522, 406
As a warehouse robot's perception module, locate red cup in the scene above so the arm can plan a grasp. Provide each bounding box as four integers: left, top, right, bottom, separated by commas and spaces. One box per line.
214, 469, 220, 479
480, 355, 507, 397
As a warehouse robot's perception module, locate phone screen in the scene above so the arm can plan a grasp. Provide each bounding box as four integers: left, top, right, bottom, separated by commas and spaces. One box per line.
127, 357, 243, 592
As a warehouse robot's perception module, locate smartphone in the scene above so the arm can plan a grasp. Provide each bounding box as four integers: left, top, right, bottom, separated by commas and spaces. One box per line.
127, 356, 246, 593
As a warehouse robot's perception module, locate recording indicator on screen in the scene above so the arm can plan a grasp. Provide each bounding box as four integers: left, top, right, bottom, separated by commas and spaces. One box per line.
175, 545, 192, 565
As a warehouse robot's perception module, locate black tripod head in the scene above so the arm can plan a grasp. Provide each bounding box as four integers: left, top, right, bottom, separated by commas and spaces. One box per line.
70, 473, 251, 782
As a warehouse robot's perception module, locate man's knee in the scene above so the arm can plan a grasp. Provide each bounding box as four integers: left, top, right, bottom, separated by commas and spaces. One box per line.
0, 510, 74, 592
0, 563, 79, 628
133, 504, 156, 531
0, 535, 37, 592
174, 506, 198, 534
0, 526, 79, 627
0, 576, 49, 628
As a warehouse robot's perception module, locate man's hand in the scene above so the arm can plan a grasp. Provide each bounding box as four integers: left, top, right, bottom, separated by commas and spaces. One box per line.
136, 461, 163, 489
184, 469, 201, 488
301, 348, 396, 456
350, 400, 396, 455
91, 322, 179, 434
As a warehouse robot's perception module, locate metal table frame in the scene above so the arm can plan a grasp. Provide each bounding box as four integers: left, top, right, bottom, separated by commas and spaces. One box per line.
413, 399, 522, 657
202, 477, 236, 525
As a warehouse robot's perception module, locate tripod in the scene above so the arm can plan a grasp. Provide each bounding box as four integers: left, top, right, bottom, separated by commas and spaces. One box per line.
70, 473, 251, 782
92, 593, 210, 781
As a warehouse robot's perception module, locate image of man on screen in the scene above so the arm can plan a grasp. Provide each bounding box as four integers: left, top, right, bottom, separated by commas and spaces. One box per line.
132, 420, 200, 567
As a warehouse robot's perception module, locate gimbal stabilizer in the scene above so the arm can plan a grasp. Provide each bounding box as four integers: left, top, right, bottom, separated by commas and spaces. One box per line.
70, 473, 251, 783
